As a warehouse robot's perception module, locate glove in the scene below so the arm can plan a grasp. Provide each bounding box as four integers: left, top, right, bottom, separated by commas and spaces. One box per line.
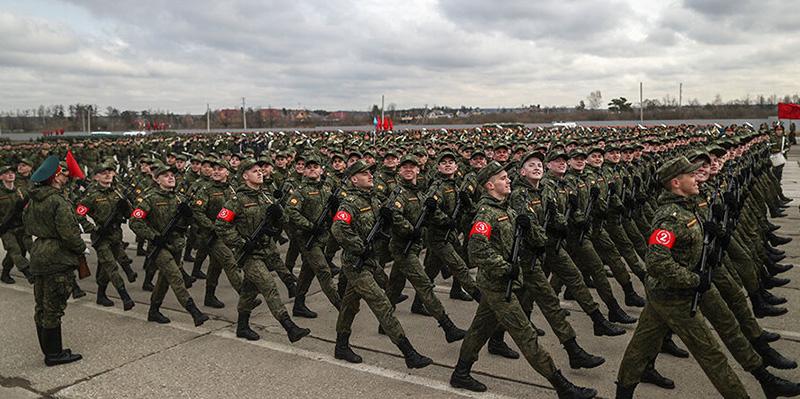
696, 268, 712, 293
590, 186, 600, 198
408, 228, 422, 243
273, 189, 283, 199
310, 224, 325, 236
546, 200, 557, 216
623, 176, 630, 186
424, 197, 438, 213
516, 214, 531, 233
703, 220, 722, 241
241, 239, 256, 254
711, 203, 725, 222
568, 194, 578, 210
633, 176, 641, 186
151, 235, 166, 247
379, 206, 393, 224
723, 192, 737, 209
326, 195, 340, 210
117, 200, 131, 218
506, 264, 520, 281
358, 247, 373, 264
266, 204, 283, 219
178, 202, 193, 218
14, 199, 27, 212
608, 182, 617, 196
459, 191, 472, 207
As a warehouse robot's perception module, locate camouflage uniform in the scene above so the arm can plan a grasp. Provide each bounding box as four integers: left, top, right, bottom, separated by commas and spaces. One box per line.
0, 183, 32, 280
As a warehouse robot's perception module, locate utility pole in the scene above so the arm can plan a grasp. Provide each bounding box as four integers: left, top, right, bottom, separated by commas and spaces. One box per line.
679, 83, 683, 114
206, 103, 210, 132
242, 97, 247, 130
87, 107, 91, 133
639, 82, 643, 123
380, 95, 385, 133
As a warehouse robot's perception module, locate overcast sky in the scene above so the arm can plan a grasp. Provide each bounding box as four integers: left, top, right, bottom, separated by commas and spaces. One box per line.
2, 0, 799, 114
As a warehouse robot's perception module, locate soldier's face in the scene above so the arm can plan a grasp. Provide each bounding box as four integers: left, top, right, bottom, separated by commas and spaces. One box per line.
520, 157, 543, 181
229, 158, 241, 168
190, 161, 201, 172
674, 172, 699, 197
383, 156, 398, 168
351, 170, 373, 189
275, 157, 287, 168
295, 161, 305, 174
243, 166, 263, 185
438, 157, 457, 176
621, 150, 634, 162
470, 155, 487, 169
487, 171, 511, 197
175, 160, 187, 170
587, 152, 604, 168
605, 150, 621, 163
364, 155, 376, 165
694, 161, 710, 182
1, 170, 15, 183
398, 162, 419, 182
494, 148, 509, 162
568, 155, 586, 172
547, 157, 568, 175
332, 158, 346, 171
156, 171, 176, 190
347, 156, 360, 167
709, 154, 722, 174
95, 169, 115, 185
304, 162, 323, 180
211, 165, 227, 182
17, 163, 31, 175
201, 163, 213, 177
261, 164, 273, 177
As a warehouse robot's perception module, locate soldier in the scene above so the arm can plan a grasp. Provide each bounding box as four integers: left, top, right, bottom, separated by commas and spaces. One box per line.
615, 157, 800, 399
215, 158, 309, 343
129, 164, 209, 327
23, 155, 84, 366
0, 165, 34, 284
449, 161, 596, 398
330, 160, 432, 368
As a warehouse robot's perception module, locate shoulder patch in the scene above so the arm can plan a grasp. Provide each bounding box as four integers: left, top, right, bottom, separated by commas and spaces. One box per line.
359, 206, 372, 212
333, 210, 352, 224
394, 201, 402, 209
307, 191, 319, 195
497, 215, 509, 222
686, 218, 698, 228
289, 198, 299, 205
95, 197, 108, 202
243, 202, 258, 207
76, 205, 89, 216
195, 199, 204, 206
648, 229, 675, 249
469, 221, 492, 239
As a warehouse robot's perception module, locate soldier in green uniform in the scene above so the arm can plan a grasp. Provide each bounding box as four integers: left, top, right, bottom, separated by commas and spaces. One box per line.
215, 158, 310, 343
129, 164, 209, 327
23, 156, 84, 366
449, 161, 596, 399
615, 157, 800, 399
330, 160, 432, 368
0, 165, 34, 284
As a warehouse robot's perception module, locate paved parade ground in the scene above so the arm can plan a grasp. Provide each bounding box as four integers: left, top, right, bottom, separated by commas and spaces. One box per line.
1, 154, 799, 399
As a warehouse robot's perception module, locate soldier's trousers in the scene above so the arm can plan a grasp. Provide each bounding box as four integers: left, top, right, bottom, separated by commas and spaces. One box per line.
284, 238, 301, 273
563, 236, 618, 308
542, 244, 599, 314
33, 270, 73, 328
324, 235, 340, 263
1, 228, 31, 273
265, 251, 296, 286
205, 239, 243, 293
458, 289, 557, 379
713, 264, 764, 342
589, 225, 634, 286
617, 289, 749, 399
150, 248, 192, 307
387, 248, 445, 320
605, 219, 647, 280
297, 245, 339, 304
238, 256, 288, 320
94, 239, 126, 291
517, 261, 576, 344
424, 238, 479, 297
722, 240, 760, 295
621, 216, 648, 259
337, 262, 406, 345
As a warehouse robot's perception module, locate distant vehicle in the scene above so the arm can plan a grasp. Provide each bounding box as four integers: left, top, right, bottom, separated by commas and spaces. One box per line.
91, 131, 112, 136
482, 123, 525, 129
122, 131, 148, 136
552, 122, 577, 128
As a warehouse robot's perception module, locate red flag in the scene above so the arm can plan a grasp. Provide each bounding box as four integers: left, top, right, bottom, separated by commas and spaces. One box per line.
60, 129, 65, 135
388, 117, 393, 131
778, 103, 800, 119
66, 149, 85, 179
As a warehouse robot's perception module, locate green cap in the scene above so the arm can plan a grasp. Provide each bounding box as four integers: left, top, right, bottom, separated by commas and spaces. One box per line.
398, 154, 419, 167
304, 154, 322, 166
687, 149, 711, 164
656, 156, 701, 186
30, 155, 61, 183
476, 160, 514, 188
151, 163, 179, 178
18, 158, 33, 167
345, 160, 375, 177
568, 148, 587, 159
436, 151, 457, 164
0, 165, 13, 175
91, 162, 115, 176
545, 150, 569, 163
238, 158, 266, 175
518, 151, 545, 169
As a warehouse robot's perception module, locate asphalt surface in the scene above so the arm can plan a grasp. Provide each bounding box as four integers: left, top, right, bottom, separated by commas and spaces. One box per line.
1, 154, 800, 399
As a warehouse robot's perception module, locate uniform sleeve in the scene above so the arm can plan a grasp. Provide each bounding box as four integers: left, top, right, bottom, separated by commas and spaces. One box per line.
285, 192, 313, 232
645, 215, 701, 290
75, 195, 97, 233
190, 190, 215, 232
128, 197, 158, 240
390, 196, 414, 238
467, 217, 509, 279
56, 197, 87, 255
215, 198, 246, 249
331, 200, 365, 255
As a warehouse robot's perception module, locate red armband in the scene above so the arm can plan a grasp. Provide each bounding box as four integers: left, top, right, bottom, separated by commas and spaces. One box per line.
469, 221, 492, 239
333, 210, 352, 225
648, 229, 676, 249
76, 205, 88, 216
131, 208, 146, 219
217, 208, 235, 222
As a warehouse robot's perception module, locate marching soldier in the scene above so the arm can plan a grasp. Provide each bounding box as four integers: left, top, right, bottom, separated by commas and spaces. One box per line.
0, 165, 34, 284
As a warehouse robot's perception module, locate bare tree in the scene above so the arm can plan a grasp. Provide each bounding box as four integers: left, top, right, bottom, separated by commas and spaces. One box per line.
587, 91, 603, 109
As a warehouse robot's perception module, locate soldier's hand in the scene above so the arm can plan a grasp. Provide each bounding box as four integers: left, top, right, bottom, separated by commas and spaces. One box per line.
590, 186, 600, 198
242, 239, 257, 254
310, 224, 325, 236
623, 176, 630, 186
379, 206, 393, 224
459, 191, 472, 207
117, 200, 131, 217
711, 203, 725, 221
424, 197, 438, 213
633, 176, 641, 186
408, 228, 422, 243
608, 182, 617, 195
178, 202, 193, 218
546, 200, 557, 215
703, 220, 721, 241
568, 194, 578, 210
326, 195, 340, 210
358, 247, 373, 264
516, 214, 531, 233
723, 192, 737, 209
151, 235, 166, 247
273, 189, 283, 199
267, 204, 283, 219
696, 268, 712, 293
14, 199, 27, 212
506, 264, 520, 281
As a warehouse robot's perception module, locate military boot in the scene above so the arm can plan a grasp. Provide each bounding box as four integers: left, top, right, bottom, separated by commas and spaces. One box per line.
204, 286, 225, 308
1, 267, 15, 284
293, 295, 318, 318
183, 247, 196, 262
488, 330, 519, 359
185, 299, 209, 327
768, 232, 792, 246
767, 262, 793, 275
449, 358, 487, 392
236, 312, 260, 341
42, 326, 82, 367
590, 310, 625, 336
621, 282, 645, 307
36, 325, 44, 355
761, 268, 790, 289
327, 259, 341, 277
615, 382, 636, 399
660, 333, 689, 358
278, 313, 310, 343
449, 279, 473, 301
72, 280, 86, 299
410, 295, 432, 316
136, 240, 146, 256
751, 365, 800, 399
96, 284, 114, 307
334, 333, 362, 363
142, 270, 155, 291
761, 288, 788, 306
751, 290, 788, 318
752, 336, 798, 369
547, 369, 597, 399
640, 359, 674, 389
119, 261, 138, 283
438, 314, 466, 343
191, 261, 206, 280
470, 289, 482, 304
284, 279, 297, 298
21, 267, 34, 284
396, 337, 433, 369
762, 330, 781, 343
180, 268, 196, 288
337, 276, 347, 300
607, 299, 637, 324
563, 338, 605, 369
766, 221, 782, 231
118, 287, 135, 311
441, 265, 453, 279
147, 301, 170, 324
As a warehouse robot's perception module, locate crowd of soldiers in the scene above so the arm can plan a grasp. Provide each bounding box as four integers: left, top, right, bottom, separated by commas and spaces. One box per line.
3, 121, 800, 398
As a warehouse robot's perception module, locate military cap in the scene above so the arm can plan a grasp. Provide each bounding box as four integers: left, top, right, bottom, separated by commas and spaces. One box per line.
30, 155, 61, 183
0, 165, 13, 175
513, 144, 527, 154
347, 151, 362, 161
206, 152, 220, 160
604, 143, 620, 152
545, 150, 569, 164
687, 149, 711, 164
533, 143, 549, 152
174, 153, 188, 161
476, 160, 514, 188
275, 151, 289, 159
190, 155, 203, 163
656, 156, 701, 186
384, 149, 399, 159
494, 142, 509, 151
568, 148, 587, 159
304, 154, 322, 166
620, 144, 634, 152
330, 152, 345, 161
436, 151, 457, 164
707, 145, 726, 157
237, 158, 266, 175
398, 154, 419, 167
587, 146, 605, 155
91, 162, 115, 176
470, 149, 487, 159
518, 151, 545, 168
258, 156, 274, 167
142, 157, 157, 165
345, 160, 376, 177
18, 158, 33, 167
230, 152, 243, 161
151, 163, 179, 178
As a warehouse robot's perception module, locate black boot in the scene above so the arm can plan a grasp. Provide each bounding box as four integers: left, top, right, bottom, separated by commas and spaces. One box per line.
279, 313, 310, 343
449, 280, 473, 301
21, 267, 34, 284
284, 279, 297, 299
1, 267, 15, 284
118, 287, 135, 311
660, 333, 689, 358
180, 268, 196, 288
450, 358, 487, 392
183, 247, 196, 262
185, 299, 209, 327
470, 289, 482, 304
752, 335, 798, 370
771, 209, 788, 218
563, 337, 605, 369
142, 270, 155, 291
396, 337, 433, 369
762, 330, 781, 343
147, 302, 170, 324
236, 312, 260, 341
337, 275, 347, 300
488, 330, 519, 359
622, 282, 645, 307
547, 369, 597, 399
410, 295, 432, 317
751, 365, 800, 399
767, 262, 793, 275
762, 268, 790, 289
327, 259, 341, 277
608, 299, 637, 324
767, 221, 782, 231
761, 288, 788, 306
441, 265, 453, 279
334, 333, 362, 363
204, 286, 225, 308
590, 310, 626, 336
615, 382, 636, 399
751, 290, 789, 318
36, 325, 45, 355
72, 280, 86, 299
120, 262, 138, 283
768, 232, 792, 246
438, 314, 466, 343
191, 261, 206, 280
293, 295, 318, 318
641, 359, 675, 389
96, 284, 114, 307
42, 326, 82, 367
136, 240, 146, 256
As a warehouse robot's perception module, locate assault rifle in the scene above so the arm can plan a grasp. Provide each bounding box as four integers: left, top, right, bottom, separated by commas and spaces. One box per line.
305, 178, 347, 250
236, 202, 284, 267
145, 190, 197, 264
555, 192, 572, 253
532, 199, 553, 272
0, 196, 28, 237
505, 210, 525, 302
90, 183, 136, 248
354, 187, 402, 273
443, 176, 474, 242
403, 179, 443, 256
578, 185, 598, 245
690, 191, 722, 317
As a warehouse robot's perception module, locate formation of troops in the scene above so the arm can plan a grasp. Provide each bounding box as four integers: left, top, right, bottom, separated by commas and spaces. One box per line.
3, 121, 800, 398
